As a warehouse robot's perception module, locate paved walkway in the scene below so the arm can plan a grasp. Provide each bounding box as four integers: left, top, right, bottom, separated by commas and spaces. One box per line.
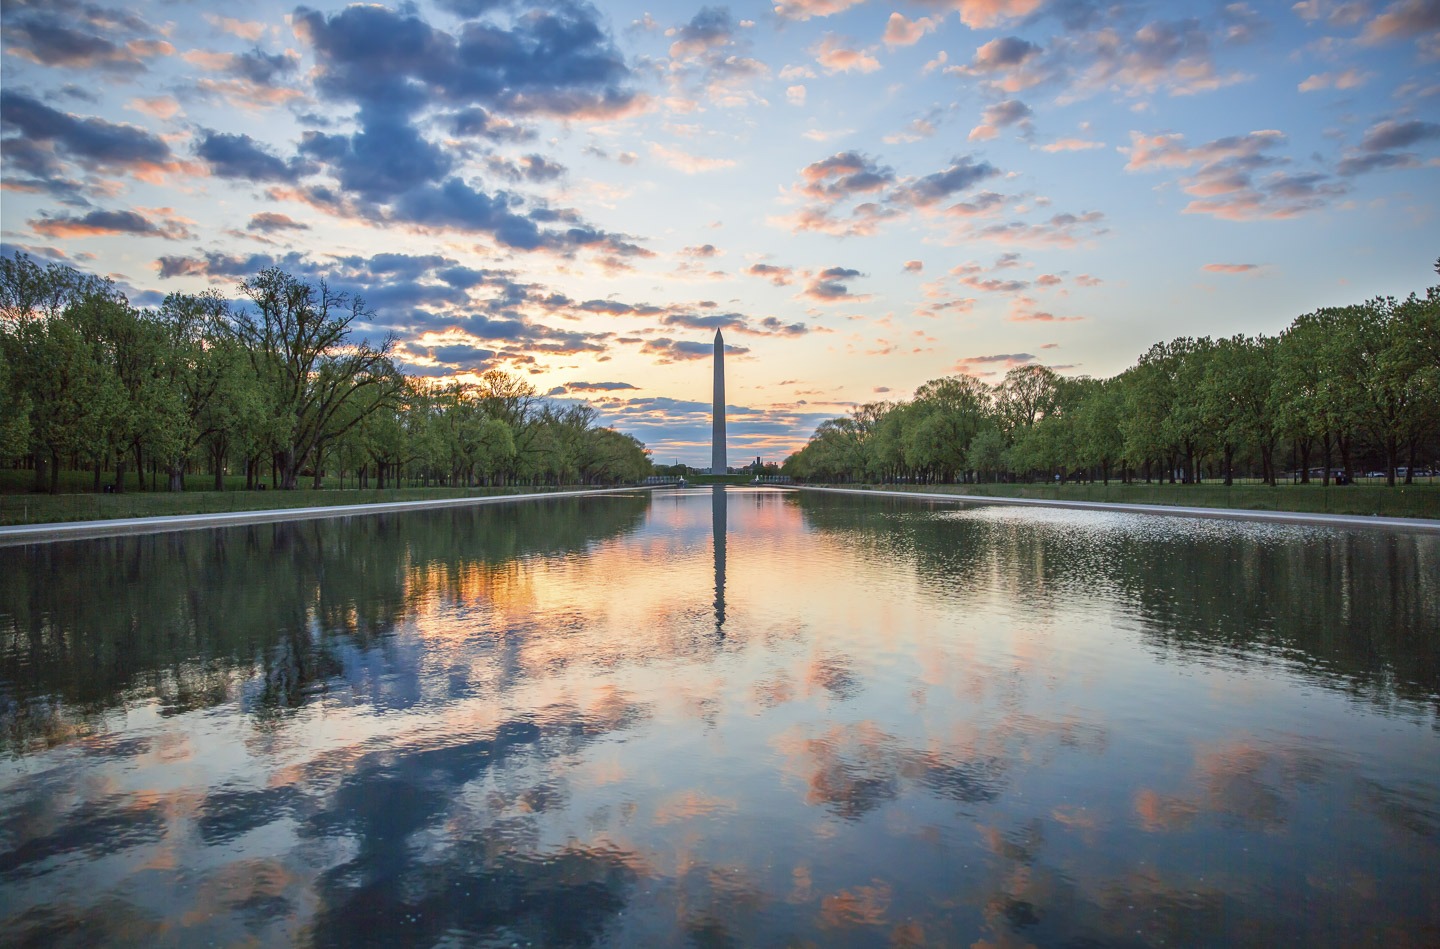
793, 485, 1440, 533
0, 486, 654, 546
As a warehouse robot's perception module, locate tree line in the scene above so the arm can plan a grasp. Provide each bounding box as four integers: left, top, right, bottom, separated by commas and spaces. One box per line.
785, 264, 1439, 488
0, 254, 651, 493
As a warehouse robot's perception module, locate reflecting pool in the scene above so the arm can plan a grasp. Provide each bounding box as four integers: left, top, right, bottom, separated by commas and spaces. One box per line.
2, 487, 1438, 947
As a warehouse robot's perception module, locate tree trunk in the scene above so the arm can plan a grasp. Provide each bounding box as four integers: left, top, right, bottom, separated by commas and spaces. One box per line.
1299, 438, 1311, 484
1405, 437, 1416, 485
168, 464, 185, 492
134, 444, 145, 491
1223, 445, 1234, 486
49, 449, 60, 494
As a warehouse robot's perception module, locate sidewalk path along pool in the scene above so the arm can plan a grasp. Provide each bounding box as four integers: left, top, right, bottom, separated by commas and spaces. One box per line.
0, 486, 656, 546
790, 485, 1440, 533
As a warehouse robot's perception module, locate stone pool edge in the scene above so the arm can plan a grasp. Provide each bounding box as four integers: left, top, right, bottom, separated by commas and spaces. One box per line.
790, 485, 1440, 533
0, 486, 657, 546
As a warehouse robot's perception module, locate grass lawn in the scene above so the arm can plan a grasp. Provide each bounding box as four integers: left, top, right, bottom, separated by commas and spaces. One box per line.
826, 481, 1440, 520
0, 468, 596, 526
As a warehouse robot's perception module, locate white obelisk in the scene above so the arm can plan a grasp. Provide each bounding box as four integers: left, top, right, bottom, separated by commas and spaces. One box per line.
711, 329, 726, 475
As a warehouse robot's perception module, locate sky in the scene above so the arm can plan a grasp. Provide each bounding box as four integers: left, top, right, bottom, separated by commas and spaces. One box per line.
2, 0, 1438, 467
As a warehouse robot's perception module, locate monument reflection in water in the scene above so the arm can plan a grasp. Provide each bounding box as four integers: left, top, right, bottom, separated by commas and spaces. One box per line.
2, 488, 1438, 947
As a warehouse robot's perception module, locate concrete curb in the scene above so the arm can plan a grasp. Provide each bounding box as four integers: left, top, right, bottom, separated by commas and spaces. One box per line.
0, 486, 655, 547
789, 485, 1440, 533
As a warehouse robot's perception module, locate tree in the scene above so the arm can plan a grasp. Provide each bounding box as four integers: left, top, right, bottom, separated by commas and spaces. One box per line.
232, 268, 403, 489
1199, 335, 1277, 485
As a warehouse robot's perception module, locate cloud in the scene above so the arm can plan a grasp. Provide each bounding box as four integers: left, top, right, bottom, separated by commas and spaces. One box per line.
127, 96, 181, 120
1359, 0, 1440, 45
883, 13, 938, 47
1007, 301, 1084, 322
943, 190, 1009, 216
884, 115, 938, 144
1356, 118, 1440, 151
968, 99, 1033, 141
812, 34, 881, 74
662, 6, 770, 107
247, 212, 309, 233
904, 260, 924, 272
551, 381, 640, 393
666, 6, 736, 59
1122, 128, 1285, 171
745, 263, 796, 285
923, 0, 1045, 29
31, 208, 192, 240
1041, 137, 1105, 152
298, 120, 453, 201
681, 243, 721, 258
0, 90, 178, 183
801, 266, 869, 302
182, 48, 304, 110
956, 352, 1036, 373
948, 36, 1048, 91
1070, 18, 1252, 98
485, 154, 567, 183
1292, 0, 1371, 27
661, 311, 813, 337
1203, 263, 1259, 272
891, 155, 1001, 207
1123, 129, 1348, 219
205, 15, 267, 42
649, 142, 737, 173
787, 84, 808, 106
779, 152, 1003, 237
774, 0, 868, 21
3, 3, 172, 75
197, 129, 311, 182
640, 337, 750, 363
954, 17, 1253, 101
1297, 68, 1374, 92
294, 3, 640, 121
956, 210, 1107, 247
444, 106, 534, 143
799, 151, 896, 201
1334, 118, 1440, 176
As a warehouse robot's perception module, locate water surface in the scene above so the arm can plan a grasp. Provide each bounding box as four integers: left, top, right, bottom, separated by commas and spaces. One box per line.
2, 488, 1437, 946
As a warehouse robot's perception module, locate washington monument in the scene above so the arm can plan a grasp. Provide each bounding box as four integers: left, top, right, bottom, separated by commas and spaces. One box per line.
711, 329, 726, 475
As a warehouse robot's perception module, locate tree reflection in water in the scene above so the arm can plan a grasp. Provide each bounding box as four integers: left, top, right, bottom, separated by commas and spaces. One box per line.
0, 488, 1436, 947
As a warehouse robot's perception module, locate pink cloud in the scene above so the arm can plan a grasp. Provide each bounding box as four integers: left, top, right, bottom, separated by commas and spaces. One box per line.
745, 263, 796, 285
649, 142, 737, 173
813, 33, 881, 74
883, 13, 938, 47
1360, 0, 1440, 44
1122, 129, 1286, 171
1041, 137, 1105, 152
926, 0, 1045, 29
204, 14, 267, 41
774, 0, 867, 20
1298, 68, 1374, 92
1203, 263, 1260, 273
